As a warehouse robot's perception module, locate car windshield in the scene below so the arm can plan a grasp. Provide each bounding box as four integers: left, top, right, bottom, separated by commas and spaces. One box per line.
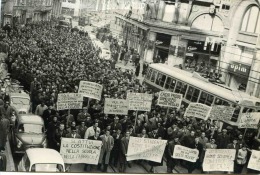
31, 163, 64, 172
18, 124, 44, 134
11, 97, 30, 105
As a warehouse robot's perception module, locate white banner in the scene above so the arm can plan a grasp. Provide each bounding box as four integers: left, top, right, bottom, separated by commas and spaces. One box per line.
104, 98, 128, 115
184, 103, 212, 120
127, 137, 167, 163
60, 138, 102, 164
209, 105, 235, 122
157, 91, 182, 108
127, 93, 153, 111
248, 150, 260, 171
78, 81, 103, 100
239, 112, 260, 129
172, 145, 199, 162
203, 149, 236, 172
57, 93, 83, 110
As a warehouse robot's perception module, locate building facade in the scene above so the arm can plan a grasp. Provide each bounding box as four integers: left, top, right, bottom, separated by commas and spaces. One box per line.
52, 0, 62, 18
12, 0, 53, 24
113, 0, 260, 98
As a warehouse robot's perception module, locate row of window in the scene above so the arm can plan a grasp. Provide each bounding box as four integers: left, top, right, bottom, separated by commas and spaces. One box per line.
14, 0, 52, 6
145, 68, 256, 122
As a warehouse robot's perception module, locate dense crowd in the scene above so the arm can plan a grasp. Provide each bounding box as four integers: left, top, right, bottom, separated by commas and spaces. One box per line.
0, 20, 260, 174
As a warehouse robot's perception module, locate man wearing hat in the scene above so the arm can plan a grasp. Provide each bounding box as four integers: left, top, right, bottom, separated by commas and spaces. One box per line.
66, 126, 81, 139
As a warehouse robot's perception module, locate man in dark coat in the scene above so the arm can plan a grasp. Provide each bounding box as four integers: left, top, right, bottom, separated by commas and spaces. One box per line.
110, 129, 123, 167
119, 131, 130, 172
42, 105, 56, 128
216, 129, 230, 149
0, 116, 10, 151
186, 137, 204, 173
52, 123, 68, 151
167, 137, 181, 173
47, 116, 60, 149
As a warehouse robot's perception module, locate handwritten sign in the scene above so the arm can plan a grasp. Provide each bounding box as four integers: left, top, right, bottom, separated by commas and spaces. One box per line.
104, 98, 128, 115
203, 149, 236, 172
60, 138, 102, 164
127, 137, 167, 162
78, 81, 103, 100
127, 93, 153, 111
248, 150, 260, 171
184, 103, 212, 120
157, 91, 182, 108
172, 145, 199, 162
209, 105, 235, 122
57, 93, 83, 110
239, 112, 260, 129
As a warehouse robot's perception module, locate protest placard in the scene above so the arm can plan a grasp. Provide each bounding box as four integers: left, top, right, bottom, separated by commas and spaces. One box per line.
104, 98, 128, 115
57, 93, 83, 110
184, 103, 212, 120
78, 81, 103, 100
157, 91, 182, 109
172, 145, 199, 162
203, 149, 236, 172
248, 150, 260, 171
126, 137, 167, 162
127, 93, 153, 111
239, 112, 260, 129
209, 105, 235, 122
60, 138, 102, 164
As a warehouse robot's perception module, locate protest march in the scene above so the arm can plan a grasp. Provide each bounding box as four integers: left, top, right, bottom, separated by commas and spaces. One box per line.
0, 16, 260, 174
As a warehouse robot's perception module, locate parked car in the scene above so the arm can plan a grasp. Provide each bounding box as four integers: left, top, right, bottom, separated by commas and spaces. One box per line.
9, 92, 31, 114
10, 114, 47, 154
17, 148, 65, 172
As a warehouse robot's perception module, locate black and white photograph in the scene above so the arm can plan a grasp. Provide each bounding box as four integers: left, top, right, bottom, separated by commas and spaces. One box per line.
0, 0, 260, 174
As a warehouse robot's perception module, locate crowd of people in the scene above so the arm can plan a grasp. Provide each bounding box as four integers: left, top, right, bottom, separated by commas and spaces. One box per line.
0, 19, 259, 174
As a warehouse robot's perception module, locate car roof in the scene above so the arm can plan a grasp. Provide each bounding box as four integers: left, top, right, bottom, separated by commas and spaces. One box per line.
10, 93, 30, 98
26, 148, 64, 165
17, 114, 44, 125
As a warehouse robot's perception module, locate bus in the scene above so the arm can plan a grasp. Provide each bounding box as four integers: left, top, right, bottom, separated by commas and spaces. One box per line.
143, 63, 260, 127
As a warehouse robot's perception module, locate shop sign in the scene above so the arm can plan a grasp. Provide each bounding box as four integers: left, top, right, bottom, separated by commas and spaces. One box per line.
228, 61, 251, 77
187, 40, 221, 55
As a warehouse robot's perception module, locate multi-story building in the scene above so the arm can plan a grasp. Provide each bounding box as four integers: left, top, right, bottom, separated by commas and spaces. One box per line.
52, 0, 63, 18
113, 0, 260, 98
12, 0, 53, 23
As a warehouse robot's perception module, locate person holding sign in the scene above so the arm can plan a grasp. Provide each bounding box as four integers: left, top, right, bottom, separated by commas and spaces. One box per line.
234, 145, 251, 174
186, 137, 203, 173
84, 121, 101, 139
98, 130, 114, 172
167, 137, 181, 173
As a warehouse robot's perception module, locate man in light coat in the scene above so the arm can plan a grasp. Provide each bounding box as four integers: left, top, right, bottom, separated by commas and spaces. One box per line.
98, 130, 114, 172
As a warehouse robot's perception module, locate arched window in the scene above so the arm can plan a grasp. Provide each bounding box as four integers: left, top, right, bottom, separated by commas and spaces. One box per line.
191, 14, 224, 32
241, 6, 260, 34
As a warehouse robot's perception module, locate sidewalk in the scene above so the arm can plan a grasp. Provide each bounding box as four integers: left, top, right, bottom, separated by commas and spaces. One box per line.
5, 137, 15, 171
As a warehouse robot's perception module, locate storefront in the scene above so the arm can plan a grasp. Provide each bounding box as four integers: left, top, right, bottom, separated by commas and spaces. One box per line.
227, 61, 251, 91
153, 33, 171, 63
184, 39, 222, 73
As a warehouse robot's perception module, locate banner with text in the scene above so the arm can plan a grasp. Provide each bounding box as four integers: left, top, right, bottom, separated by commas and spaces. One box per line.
127, 93, 153, 111
248, 150, 260, 171
184, 103, 212, 120
157, 91, 183, 109
203, 149, 236, 172
209, 105, 235, 122
78, 81, 103, 100
172, 145, 199, 162
127, 137, 167, 162
60, 138, 102, 164
57, 93, 83, 110
104, 98, 128, 115
239, 112, 260, 129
